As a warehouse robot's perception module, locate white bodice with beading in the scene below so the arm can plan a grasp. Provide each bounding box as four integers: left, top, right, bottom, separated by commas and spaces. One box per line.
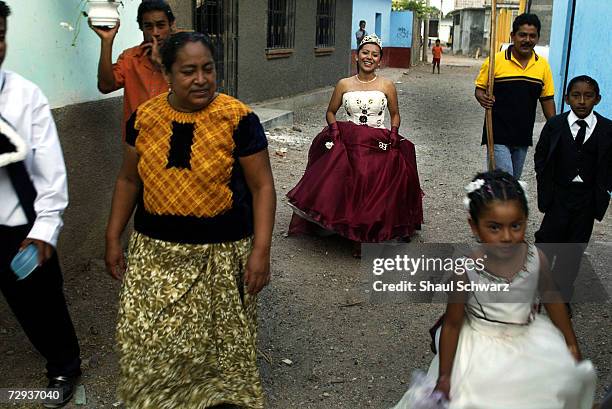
343, 90, 387, 128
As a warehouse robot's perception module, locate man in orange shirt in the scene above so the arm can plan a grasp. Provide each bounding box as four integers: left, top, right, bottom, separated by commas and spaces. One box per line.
432, 39, 442, 74
90, 0, 175, 139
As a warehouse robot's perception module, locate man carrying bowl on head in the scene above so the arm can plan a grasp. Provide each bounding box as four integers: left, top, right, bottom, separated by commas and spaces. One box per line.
90, 0, 176, 140
0, 2, 81, 407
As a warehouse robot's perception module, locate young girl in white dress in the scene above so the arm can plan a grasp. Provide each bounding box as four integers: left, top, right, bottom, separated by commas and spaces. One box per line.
394, 170, 596, 409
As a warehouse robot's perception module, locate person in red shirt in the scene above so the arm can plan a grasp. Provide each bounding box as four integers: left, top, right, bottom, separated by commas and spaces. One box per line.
432, 39, 443, 74
90, 0, 175, 139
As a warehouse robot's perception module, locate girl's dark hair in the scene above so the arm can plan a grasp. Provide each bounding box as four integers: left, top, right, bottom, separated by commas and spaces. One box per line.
512, 13, 541, 36
137, 0, 175, 28
358, 41, 383, 57
567, 75, 600, 96
466, 170, 528, 223
161, 32, 216, 72
0, 1, 11, 19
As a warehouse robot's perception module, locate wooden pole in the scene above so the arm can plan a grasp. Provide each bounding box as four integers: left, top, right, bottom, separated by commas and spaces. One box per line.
422, 0, 430, 62
485, 0, 497, 171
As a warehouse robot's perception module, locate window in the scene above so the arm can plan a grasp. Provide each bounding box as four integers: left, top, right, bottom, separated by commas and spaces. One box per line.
315, 0, 336, 48
267, 0, 296, 49
429, 20, 439, 37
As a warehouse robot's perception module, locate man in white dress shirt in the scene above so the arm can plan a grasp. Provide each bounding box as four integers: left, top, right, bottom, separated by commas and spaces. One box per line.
0, 2, 81, 407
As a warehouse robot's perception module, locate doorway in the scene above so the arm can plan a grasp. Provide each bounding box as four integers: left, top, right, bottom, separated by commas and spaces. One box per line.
375, 12, 382, 37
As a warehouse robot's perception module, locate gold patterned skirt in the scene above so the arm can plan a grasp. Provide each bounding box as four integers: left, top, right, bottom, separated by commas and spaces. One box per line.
116, 232, 264, 409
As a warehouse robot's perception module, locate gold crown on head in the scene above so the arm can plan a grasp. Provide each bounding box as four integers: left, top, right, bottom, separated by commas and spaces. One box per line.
359, 34, 382, 49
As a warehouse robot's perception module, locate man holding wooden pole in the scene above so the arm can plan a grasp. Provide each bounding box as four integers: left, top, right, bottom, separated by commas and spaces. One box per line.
474, 12, 556, 179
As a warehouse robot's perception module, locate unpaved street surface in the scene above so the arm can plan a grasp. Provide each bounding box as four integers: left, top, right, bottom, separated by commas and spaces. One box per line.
1, 59, 610, 408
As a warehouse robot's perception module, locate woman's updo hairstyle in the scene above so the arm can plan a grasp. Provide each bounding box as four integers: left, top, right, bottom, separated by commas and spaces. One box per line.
465, 169, 528, 223
161, 32, 216, 73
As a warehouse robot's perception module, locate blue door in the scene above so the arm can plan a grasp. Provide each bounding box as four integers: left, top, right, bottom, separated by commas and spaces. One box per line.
375, 12, 382, 37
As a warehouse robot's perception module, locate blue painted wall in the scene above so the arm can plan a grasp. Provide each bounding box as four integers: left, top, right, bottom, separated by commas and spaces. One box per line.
351, 0, 392, 49
3, 0, 143, 108
389, 11, 413, 48
549, 0, 612, 117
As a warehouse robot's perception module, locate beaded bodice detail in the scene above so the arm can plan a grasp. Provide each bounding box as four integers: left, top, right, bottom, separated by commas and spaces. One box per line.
343, 90, 387, 128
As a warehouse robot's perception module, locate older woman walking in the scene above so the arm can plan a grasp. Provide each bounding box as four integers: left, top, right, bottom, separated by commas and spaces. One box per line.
105, 32, 275, 409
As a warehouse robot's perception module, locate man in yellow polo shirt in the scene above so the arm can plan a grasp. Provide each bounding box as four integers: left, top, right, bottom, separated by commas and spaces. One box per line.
475, 13, 556, 179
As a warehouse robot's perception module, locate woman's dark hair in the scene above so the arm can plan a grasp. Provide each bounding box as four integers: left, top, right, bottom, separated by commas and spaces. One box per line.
359, 20, 366, 26
358, 41, 383, 57
161, 32, 216, 72
512, 13, 541, 36
0, 1, 11, 19
567, 75, 600, 96
137, 0, 175, 28
466, 170, 528, 223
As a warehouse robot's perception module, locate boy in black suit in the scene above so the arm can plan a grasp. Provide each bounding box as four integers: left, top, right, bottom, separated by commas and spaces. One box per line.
535, 75, 612, 303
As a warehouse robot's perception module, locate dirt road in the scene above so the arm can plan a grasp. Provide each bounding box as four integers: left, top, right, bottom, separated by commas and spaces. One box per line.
1, 59, 610, 408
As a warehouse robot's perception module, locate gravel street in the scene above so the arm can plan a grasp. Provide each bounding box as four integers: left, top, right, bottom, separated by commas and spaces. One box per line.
1, 57, 610, 408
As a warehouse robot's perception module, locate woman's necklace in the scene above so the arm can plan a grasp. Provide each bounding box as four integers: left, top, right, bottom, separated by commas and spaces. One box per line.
354, 74, 378, 84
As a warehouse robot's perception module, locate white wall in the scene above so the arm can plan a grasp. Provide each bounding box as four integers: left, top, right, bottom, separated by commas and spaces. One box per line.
431, 0, 455, 15
3, 0, 143, 108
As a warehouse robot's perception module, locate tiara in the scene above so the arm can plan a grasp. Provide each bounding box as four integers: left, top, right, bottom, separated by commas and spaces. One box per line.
359, 34, 382, 49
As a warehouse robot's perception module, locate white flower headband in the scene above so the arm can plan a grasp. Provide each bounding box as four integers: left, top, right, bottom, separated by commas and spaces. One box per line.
463, 179, 528, 210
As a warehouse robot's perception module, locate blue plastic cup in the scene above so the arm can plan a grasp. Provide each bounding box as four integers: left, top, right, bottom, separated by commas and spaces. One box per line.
10, 244, 39, 280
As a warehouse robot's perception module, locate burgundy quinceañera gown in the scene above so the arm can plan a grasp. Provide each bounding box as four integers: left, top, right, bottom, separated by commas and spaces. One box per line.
287, 90, 424, 242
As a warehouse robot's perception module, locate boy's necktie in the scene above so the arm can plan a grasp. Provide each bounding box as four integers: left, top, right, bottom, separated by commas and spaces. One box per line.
575, 119, 587, 150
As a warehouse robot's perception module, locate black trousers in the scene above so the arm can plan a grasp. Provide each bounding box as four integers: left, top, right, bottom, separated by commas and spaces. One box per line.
0, 224, 81, 378
534, 184, 596, 301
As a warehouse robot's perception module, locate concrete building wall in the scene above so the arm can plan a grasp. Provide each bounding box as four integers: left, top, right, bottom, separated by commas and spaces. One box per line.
456, 9, 485, 56
439, 18, 453, 44
3, 0, 143, 109
351, 0, 392, 49
237, 0, 353, 103
484, 0, 518, 5
529, 0, 553, 45
549, 0, 612, 117
166, 0, 194, 29
454, 0, 484, 10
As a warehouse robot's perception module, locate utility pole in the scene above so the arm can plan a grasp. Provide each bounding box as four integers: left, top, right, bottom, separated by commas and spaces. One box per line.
422, 0, 430, 62
411, 11, 421, 66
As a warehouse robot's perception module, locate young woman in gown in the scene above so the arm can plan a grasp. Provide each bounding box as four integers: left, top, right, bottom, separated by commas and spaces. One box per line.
287, 34, 424, 257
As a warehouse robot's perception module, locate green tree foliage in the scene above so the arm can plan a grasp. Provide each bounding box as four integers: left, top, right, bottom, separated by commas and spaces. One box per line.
392, 0, 441, 18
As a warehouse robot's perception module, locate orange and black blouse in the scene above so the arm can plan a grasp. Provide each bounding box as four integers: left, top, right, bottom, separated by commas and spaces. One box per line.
125, 92, 268, 244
